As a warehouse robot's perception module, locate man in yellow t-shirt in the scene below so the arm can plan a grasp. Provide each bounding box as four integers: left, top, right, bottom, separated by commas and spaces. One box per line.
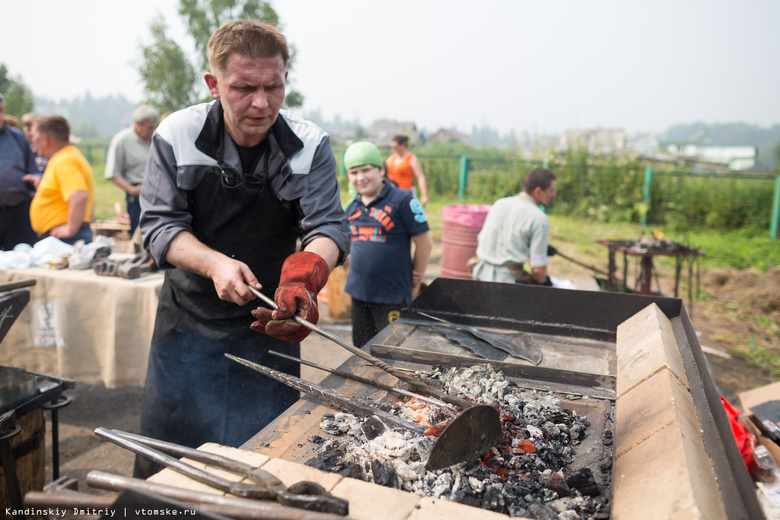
28, 115, 94, 244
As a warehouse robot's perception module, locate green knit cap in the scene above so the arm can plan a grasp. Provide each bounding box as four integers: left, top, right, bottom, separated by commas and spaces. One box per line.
344, 141, 383, 170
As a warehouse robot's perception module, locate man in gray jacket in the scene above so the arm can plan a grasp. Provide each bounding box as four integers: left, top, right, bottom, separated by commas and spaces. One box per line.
138, 19, 349, 475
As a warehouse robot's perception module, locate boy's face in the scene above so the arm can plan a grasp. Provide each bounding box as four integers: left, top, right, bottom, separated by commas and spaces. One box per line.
347, 164, 384, 199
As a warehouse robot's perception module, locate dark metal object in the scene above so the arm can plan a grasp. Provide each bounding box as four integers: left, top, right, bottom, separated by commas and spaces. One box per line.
553, 248, 611, 278
227, 355, 424, 434
245, 284, 502, 466
0, 411, 23, 514
368, 344, 616, 400
85, 471, 349, 520
267, 350, 457, 411
245, 285, 474, 409
424, 405, 502, 472
595, 239, 704, 296
94, 428, 348, 516
412, 310, 543, 365
407, 277, 680, 340
0, 279, 36, 293
0, 289, 30, 344
41, 395, 71, 480
418, 324, 507, 361
111, 488, 233, 520
405, 279, 763, 519
0, 367, 72, 512
227, 354, 498, 471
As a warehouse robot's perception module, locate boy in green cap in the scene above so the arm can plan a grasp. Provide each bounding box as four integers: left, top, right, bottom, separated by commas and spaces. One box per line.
343, 141, 433, 347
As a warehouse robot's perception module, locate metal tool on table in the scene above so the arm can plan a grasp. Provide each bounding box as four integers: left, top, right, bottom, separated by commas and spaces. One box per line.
411, 310, 543, 365
93, 428, 348, 516
243, 284, 501, 471
81, 471, 348, 520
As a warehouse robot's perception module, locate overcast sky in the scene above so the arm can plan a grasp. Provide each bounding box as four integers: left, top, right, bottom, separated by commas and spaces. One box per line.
2, 0, 779, 136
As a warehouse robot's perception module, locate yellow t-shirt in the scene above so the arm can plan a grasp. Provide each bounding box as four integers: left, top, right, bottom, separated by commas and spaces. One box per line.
30, 145, 94, 234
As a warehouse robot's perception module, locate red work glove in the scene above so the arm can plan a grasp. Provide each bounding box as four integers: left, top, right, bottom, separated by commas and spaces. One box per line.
250, 251, 330, 342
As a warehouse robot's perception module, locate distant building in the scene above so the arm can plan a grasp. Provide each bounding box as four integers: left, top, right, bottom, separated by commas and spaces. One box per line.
625, 134, 659, 156
368, 120, 421, 147
664, 144, 757, 171
559, 129, 626, 153
427, 127, 468, 143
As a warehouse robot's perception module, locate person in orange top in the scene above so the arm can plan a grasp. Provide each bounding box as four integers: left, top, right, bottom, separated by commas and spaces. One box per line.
386, 134, 428, 207
27, 115, 94, 244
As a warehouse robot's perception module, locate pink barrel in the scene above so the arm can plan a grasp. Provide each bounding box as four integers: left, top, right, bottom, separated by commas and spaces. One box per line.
440, 204, 492, 279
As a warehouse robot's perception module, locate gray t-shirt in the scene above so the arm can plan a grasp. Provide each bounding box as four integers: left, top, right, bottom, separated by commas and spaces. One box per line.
472, 192, 550, 283
105, 126, 149, 185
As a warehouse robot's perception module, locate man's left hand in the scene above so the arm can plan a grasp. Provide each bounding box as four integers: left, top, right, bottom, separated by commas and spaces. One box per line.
251, 251, 330, 342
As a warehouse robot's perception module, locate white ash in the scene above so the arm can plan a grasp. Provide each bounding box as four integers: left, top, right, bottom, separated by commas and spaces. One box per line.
308, 364, 610, 519
318, 412, 364, 437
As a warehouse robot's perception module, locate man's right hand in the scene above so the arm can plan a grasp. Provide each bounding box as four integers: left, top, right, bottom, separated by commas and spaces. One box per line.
209, 257, 261, 306
164, 232, 261, 305
22, 174, 41, 190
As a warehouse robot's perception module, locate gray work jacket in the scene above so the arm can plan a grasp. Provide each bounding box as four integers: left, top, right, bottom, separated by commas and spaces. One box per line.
139, 100, 349, 268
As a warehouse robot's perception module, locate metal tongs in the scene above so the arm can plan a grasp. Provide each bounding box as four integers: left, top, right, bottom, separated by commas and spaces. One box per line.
94, 428, 348, 516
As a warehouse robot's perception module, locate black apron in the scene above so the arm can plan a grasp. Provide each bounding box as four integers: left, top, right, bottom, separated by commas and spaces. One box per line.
138, 139, 300, 461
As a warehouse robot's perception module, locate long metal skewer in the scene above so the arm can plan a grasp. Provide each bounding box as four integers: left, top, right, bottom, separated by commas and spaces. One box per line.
268, 350, 457, 411
246, 284, 471, 409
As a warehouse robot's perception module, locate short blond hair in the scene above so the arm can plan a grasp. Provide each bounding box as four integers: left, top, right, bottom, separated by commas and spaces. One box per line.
207, 20, 289, 75
21, 113, 41, 128
35, 115, 70, 144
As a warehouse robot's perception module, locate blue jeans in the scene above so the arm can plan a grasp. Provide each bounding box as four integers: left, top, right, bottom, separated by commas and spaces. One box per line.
58, 226, 93, 245
127, 193, 141, 236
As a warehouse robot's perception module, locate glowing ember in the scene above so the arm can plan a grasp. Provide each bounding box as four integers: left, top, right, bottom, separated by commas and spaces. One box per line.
307, 364, 612, 518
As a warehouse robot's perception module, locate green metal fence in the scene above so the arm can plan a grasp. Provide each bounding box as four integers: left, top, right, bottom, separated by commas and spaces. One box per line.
413, 153, 780, 239
139, 143, 778, 239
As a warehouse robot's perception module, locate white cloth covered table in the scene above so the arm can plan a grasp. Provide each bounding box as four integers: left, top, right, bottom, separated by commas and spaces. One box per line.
0, 267, 163, 387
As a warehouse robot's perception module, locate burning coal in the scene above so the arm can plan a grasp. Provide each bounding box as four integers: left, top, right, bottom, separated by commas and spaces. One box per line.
307, 364, 612, 519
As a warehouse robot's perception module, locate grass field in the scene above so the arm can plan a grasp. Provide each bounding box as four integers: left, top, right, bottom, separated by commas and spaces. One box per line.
92, 156, 779, 273
80, 144, 129, 222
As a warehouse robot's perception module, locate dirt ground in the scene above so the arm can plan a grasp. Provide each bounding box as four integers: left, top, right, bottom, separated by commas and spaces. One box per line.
549, 253, 780, 404
693, 266, 780, 402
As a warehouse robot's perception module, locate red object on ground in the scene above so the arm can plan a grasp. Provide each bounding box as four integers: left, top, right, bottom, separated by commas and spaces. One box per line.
441, 204, 491, 280
721, 396, 756, 472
